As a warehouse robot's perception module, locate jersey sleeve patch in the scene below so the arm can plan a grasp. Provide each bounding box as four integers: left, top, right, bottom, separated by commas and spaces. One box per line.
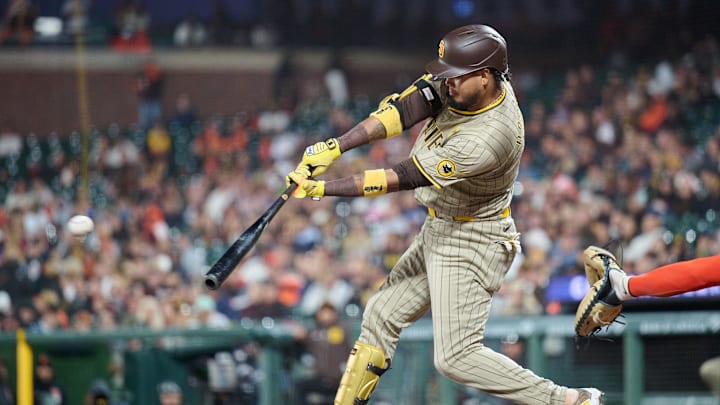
436, 159, 456, 177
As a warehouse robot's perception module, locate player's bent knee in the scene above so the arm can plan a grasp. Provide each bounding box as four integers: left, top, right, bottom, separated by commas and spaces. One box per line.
335, 341, 388, 405
433, 351, 468, 383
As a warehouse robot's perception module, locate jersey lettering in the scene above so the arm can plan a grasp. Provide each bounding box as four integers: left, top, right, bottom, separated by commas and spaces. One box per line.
423, 119, 444, 149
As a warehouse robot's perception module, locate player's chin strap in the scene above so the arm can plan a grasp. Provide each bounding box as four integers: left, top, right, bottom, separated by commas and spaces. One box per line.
335, 341, 389, 405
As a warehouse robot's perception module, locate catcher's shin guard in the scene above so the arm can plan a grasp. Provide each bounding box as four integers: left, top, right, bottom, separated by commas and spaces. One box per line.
334, 341, 387, 405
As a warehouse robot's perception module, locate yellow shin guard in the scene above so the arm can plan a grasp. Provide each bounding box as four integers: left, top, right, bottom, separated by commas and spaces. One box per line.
334, 341, 387, 405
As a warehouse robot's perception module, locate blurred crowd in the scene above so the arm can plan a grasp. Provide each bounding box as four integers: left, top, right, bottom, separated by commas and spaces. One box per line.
0, 33, 719, 337
3, 0, 718, 64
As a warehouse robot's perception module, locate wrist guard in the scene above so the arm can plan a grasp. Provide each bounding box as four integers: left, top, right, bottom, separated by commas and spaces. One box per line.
362, 169, 388, 197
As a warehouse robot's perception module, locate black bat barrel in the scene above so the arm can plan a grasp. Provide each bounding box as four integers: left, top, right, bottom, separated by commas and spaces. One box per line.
204, 183, 297, 290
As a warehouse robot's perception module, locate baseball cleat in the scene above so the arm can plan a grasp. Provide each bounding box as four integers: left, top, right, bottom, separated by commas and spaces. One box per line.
574, 388, 604, 405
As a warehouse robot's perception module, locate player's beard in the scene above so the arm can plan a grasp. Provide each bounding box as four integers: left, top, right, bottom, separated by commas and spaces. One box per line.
447, 92, 480, 111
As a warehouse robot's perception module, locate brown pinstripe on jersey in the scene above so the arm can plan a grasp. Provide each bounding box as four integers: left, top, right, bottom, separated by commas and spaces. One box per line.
411, 81, 524, 220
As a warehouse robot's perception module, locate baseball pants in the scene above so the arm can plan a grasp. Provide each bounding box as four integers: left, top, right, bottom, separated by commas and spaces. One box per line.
358, 216, 567, 405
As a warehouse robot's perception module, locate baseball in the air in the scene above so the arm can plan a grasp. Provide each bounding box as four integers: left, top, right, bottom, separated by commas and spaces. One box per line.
67, 215, 94, 237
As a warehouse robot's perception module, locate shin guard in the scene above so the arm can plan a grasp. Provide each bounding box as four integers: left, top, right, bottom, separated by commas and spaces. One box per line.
334, 341, 387, 405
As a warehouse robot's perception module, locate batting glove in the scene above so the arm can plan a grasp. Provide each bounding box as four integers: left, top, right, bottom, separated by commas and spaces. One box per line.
286, 165, 310, 188
300, 138, 341, 177
287, 169, 325, 199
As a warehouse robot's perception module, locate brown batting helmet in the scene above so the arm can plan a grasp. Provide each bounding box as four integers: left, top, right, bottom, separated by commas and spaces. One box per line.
425, 24, 508, 79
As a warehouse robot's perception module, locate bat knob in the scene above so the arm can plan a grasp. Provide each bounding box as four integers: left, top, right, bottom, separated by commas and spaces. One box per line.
204, 274, 220, 290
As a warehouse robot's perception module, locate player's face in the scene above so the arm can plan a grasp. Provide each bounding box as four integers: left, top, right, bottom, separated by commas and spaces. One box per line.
445, 69, 491, 111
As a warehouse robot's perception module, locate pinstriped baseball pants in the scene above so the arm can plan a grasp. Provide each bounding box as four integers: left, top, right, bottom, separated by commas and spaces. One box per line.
358, 215, 568, 405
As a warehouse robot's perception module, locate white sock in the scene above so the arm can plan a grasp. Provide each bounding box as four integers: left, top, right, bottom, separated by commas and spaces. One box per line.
609, 269, 632, 301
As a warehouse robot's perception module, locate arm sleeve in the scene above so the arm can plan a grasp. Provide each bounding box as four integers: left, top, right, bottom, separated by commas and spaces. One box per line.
392, 158, 432, 190
370, 74, 443, 137
395, 77, 443, 127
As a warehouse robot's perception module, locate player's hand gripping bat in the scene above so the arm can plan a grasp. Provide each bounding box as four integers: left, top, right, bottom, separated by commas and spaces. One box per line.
204, 183, 298, 290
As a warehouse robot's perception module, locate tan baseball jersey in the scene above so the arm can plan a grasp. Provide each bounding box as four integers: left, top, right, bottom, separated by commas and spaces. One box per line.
411, 80, 524, 220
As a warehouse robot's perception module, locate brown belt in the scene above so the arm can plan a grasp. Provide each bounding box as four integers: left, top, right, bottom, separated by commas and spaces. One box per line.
427, 207, 510, 222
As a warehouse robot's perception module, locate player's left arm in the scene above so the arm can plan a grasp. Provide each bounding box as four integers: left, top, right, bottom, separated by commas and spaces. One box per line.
287, 158, 431, 198
288, 133, 499, 198
294, 75, 442, 178
340, 74, 443, 149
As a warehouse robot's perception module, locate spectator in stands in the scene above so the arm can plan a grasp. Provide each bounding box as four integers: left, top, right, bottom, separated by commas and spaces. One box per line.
272, 50, 298, 106
135, 58, 164, 130
324, 52, 349, 108
0, 121, 22, 157
61, 0, 90, 36
111, 0, 151, 52
240, 280, 290, 320
0, 0, 36, 45
84, 379, 111, 405
157, 380, 183, 405
173, 16, 208, 48
170, 93, 197, 130
96, 125, 141, 194
126, 280, 165, 329
188, 293, 230, 328
34, 354, 66, 405
292, 300, 352, 405
146, 120, 171, 162
192, 117, 225, 175
207, 0, 234, 45
0, 358, 13, 405
226, 113, 250, 154
33, 289, 63, 333
296, 247, 353, 317
623, 208, 668, 271
492, 259, 545, 317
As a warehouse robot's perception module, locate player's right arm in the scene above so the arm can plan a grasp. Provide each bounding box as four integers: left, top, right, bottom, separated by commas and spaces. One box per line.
296, 74, 442, 177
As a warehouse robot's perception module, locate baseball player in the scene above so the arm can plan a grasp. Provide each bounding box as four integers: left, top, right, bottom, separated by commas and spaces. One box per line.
589, 250, 720, 304
287, 25, 603, 405
577, 247, 720, 331
578, 248, 720, 397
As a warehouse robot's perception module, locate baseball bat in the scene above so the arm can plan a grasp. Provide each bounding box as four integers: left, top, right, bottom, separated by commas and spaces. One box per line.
204, 183, 298, 290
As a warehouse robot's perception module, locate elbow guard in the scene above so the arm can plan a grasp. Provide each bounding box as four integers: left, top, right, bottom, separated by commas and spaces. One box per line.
370, 74, 441, 138
370, 99, 403, 138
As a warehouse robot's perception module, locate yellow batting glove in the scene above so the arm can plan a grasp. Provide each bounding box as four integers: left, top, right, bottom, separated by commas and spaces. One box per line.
301, 138, 342, 177
286, 165, 310, 188
297, 179, 326, 199
287, 169, 325, 199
